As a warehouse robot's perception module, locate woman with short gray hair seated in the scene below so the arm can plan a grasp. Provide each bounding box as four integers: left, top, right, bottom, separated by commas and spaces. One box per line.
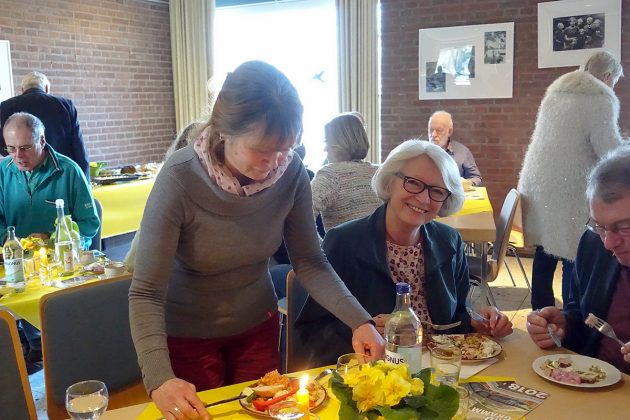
294, 140, 512, 368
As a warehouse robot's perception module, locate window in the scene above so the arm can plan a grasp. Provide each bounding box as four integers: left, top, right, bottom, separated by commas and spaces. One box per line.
214, 0, 338, 170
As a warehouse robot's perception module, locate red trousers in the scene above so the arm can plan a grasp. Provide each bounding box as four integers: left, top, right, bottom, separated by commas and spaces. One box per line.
167, 313, 279, 391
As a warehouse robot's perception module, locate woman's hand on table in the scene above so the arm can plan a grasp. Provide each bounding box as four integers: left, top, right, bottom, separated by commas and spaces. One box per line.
526, 307, 567, 349
151, 378, 211, 420
352, 322, 386, 361
471, 306, 513, 338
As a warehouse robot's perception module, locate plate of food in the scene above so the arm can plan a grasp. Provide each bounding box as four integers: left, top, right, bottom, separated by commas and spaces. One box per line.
428, 334, 502, 361
92, 174, 142, 185
240, 370, 327, 417
532, 354, 621, 388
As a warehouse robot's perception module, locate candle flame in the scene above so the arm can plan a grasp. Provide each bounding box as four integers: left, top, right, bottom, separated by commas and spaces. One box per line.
299, 374, 309, 390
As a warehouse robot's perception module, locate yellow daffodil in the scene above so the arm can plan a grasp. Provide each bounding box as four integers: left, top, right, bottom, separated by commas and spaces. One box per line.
352, 381, 384, 412
410, 377, 425, 395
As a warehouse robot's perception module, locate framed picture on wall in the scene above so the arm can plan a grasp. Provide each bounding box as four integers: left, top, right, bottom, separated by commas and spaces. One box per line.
418, 22, 514, 100
0, 41, 14, 103
537, 0, 621, 68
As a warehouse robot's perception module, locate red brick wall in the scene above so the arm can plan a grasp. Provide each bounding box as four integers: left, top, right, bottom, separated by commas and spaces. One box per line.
380, 0, 630, 211
0, 0, 175, 165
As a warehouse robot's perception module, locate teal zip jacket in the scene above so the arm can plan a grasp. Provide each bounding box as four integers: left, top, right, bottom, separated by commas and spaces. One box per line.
0, 145, 99, 244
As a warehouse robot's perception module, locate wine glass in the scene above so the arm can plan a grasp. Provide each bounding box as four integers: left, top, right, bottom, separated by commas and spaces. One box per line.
336, 353, 368, 378
268, 401, 320, 420
65, 380, 109, 420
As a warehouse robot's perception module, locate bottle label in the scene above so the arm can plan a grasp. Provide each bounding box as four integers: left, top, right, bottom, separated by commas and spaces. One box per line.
385, 346, 422, 373
63, 250, 74, 273
4, 258, 25, 283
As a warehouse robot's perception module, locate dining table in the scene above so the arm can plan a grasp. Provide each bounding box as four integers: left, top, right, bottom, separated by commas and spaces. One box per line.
98, 327, 628, 419
92, 177, 156, 239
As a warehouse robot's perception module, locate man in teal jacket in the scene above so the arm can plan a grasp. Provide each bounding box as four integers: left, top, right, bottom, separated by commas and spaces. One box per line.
0, 112, 99, 374
0, 112, 99, 244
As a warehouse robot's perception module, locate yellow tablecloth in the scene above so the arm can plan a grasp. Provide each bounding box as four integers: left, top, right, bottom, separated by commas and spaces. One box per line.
92, 178, 155, 239
0, 281, 57, 329
456, 187, 493, 216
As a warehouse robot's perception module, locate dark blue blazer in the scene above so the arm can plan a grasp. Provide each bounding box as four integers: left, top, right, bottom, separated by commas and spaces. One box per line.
563, 230, 620, 356
293, 203, 472, 369
0, 88, 89, 178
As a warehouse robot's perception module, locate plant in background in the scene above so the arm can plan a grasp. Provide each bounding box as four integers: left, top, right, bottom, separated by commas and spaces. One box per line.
330, 361, 458, 420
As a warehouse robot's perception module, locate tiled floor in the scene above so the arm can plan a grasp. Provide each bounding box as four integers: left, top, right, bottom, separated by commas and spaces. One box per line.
29, 254, 564, 419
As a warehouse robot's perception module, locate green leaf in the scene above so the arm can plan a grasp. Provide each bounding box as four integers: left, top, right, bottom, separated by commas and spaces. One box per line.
404, 394, 428, 409
377, 406, 422, 420
413, 368, 432, 385
420, 384, 459, 420
338, 402, 363, 420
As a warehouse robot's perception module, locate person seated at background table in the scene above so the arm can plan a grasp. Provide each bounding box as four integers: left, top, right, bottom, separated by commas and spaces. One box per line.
527, 146, 630, 374
0, 112, 99, 374
294, 140, 512, 368
311, 112, 381, 234
128, 60, 384, 420
428, 110, 483, 187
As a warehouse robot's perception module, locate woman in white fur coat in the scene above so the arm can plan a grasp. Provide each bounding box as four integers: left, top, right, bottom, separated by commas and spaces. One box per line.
518, 51, 624, 310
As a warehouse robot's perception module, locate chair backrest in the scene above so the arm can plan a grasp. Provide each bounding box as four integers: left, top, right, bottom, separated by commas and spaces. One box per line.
285, 270, 309, 373
41, 276, 148, 420
490, 189, 520, 279
90, 198, 103, 251
0, 310, 37, 420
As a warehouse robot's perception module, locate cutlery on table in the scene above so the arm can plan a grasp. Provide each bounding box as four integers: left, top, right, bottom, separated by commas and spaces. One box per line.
547, 324, 562, 347
421, 320, 462, 331
585, 313, 625, 346
466, 307, 490, 326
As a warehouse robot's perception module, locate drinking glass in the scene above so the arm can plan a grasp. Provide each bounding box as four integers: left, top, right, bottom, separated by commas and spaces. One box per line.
430, 344, 462, 386
65, 380, 109, 420
268, 400, 306, 420
452, 386, 470, 420
336, 353, 368, 378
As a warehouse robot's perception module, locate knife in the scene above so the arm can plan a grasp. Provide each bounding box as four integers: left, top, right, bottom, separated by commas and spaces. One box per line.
156, 394, 246, 420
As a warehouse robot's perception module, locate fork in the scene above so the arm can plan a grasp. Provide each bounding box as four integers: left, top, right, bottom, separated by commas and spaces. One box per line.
466, 307, 490, 326
421, 320, 462, 331
585, 313, 625, 346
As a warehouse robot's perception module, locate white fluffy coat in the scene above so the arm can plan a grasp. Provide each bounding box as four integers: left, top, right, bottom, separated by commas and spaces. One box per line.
518, 69, 623, 260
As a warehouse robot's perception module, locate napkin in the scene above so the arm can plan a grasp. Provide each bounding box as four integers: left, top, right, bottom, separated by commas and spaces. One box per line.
421, 350, 498, 379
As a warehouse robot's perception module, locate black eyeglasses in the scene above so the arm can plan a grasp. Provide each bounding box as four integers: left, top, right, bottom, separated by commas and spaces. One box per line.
395, 173, 451, 202
585, 217, 630, 237
5, 144, 35, 154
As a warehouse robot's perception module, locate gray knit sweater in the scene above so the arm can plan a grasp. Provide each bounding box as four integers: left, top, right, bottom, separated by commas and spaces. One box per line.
311, 161, 381, 232
129, 145, 372, 392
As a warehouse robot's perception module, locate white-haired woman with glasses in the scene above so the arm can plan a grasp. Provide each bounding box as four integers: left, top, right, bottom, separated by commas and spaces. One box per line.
294, 140, 512, 368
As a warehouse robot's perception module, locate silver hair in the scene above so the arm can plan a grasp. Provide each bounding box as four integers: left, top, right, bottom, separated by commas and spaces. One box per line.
586, 145, 630, 204
21, 71, 50, 91
4, 112, 45, 142
583, 51, 623, 84
325, 112, 369, 161
429, 110, 453, 128
372, 139, 464, 217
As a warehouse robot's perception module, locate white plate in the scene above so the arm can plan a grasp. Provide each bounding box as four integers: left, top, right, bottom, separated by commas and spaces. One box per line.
239, 378, 327, 417
532, 354, 621, 388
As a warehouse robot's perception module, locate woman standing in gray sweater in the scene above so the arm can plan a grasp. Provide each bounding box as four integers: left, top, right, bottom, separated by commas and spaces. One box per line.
128, 61, 384, 419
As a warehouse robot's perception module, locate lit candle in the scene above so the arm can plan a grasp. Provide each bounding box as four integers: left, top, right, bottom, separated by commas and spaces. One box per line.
296, 374, 310, 414
39, 247, 48, 267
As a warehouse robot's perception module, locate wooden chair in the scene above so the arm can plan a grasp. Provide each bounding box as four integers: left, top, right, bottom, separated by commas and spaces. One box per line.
0, 310, 37, 420
468, 189, 521, 307
284, 270, 309, 373
40, 276, 150, 420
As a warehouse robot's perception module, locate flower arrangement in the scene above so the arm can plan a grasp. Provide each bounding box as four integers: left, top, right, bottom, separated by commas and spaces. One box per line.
330, 361, 458, 420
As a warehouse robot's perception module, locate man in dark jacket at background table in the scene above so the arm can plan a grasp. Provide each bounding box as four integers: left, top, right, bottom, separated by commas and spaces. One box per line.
0, 71, 89, 178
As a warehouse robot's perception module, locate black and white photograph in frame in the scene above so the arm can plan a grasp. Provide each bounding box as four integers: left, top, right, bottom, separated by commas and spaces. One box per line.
484, 31, 507, 64
538, 0, 621, 68
419, 22, 513, 100
552, 13, 605, 51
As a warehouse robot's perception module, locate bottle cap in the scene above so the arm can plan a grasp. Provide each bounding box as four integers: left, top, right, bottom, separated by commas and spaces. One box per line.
395, 282, 410, 294
55, 199, 64, 207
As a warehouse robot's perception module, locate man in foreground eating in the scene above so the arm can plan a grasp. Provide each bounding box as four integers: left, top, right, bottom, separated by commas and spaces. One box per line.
526, 146, 630, 374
